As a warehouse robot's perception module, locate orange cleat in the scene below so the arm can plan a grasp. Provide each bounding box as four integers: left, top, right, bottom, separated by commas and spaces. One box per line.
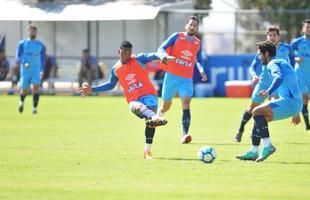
181, 134, 192, 144
144, 151, 153, 159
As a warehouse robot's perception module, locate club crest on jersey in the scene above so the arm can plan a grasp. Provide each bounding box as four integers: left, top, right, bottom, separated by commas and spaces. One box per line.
125, 73, 135, 81
128, 82, 143, 93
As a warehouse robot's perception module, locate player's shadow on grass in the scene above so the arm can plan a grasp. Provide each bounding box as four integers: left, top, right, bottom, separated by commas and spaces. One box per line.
285, 142, 310, 145
156, 157, 197, 161
189, 142, 249, 146
270, 161, 310, 165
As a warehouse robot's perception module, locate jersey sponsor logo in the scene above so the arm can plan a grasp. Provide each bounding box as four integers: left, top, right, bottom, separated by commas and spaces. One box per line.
175, 58, 192, 67
128, 82, 143, 93
125, 73, 135, 81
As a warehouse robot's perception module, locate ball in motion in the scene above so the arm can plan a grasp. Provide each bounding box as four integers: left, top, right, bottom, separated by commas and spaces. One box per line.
197, 146, 216, 163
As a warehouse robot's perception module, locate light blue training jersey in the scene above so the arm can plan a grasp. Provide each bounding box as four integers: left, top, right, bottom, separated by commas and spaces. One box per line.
266, 58, 301, 100
16, 38, 45, 74
291, 35, 310, 79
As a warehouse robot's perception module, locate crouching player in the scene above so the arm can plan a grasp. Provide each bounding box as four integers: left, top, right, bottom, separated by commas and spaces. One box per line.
236, 40, 302, 162
78, 41, 174, 159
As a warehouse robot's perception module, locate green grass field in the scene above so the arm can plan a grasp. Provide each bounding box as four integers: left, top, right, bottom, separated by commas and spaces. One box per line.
1, 95, 310, 199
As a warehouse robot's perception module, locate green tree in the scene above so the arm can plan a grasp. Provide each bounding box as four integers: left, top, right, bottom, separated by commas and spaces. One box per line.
237, 0, 310, 41
194, 0, 212, 20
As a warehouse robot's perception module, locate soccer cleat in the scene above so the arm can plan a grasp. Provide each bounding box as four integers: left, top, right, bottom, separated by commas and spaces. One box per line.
181, 134, 192, 144
32, 107, 38, 114
144, 151, 153, 159
18, 102, 24, 113
255, 144, 276, 162
234, 131, 243, 142
235, 150, 258, 161
146, 115, 167, 128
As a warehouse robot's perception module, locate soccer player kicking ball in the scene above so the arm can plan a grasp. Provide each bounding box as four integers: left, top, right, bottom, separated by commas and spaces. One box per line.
78, 41, 174, 159
157, 16, 207, 144
236, 40, 302, 162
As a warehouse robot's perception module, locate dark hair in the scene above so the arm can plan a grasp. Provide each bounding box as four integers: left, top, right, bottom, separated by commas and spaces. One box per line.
303, 19, 310, 24
188, 16, 200, 24
82, 48, 89, 53
120, 41, 133, 50
266, 25, 280, 36
256, 40, 276, 57
28, 24, 37, 31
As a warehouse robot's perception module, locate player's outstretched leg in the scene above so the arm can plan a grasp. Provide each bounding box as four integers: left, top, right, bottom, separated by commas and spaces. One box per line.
129, 102, 168, 128
235, 110, 252, 142
236, 124, 259, 161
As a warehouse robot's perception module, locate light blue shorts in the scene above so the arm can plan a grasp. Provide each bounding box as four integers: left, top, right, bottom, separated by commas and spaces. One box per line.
251, 82, 279, 104
134, 94, 158, 109
162, 73, 193, 101
269, 97, 302, 121
20, 70, 41, 89
297, 75, 310, 94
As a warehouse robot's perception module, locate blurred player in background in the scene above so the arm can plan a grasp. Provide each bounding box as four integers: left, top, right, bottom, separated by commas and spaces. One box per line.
157, 16, 207, 144
236, 41, 302, 162
291, 19, 310, 131
16, 24, 45, 114
78, 41, 174, 159
235, 25, 295, 142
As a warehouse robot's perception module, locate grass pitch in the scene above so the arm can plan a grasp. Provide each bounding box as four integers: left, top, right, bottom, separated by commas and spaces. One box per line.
1, 96, 310, 199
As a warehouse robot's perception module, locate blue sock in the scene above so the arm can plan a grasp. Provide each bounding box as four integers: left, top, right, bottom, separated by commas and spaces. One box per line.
251, 124, 261, 146
253, 115, 269, 138
182, 109, 191, 135
33, 93, 40, 108
238, 111, 252, 133
20, 94, 26, 102
302, 104, 310, 129
145, 127, 155, 144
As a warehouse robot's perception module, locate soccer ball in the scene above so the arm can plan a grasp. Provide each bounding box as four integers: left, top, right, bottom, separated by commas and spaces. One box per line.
197, 146, 216, 163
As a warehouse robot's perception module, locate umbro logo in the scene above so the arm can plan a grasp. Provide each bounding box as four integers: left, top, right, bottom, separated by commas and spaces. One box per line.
125, 73, 135, 81
181, 50, 193, 57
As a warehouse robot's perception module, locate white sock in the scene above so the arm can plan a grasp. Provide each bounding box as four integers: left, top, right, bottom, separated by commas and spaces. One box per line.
249, 145, 258, 153
145, 143, 152, 152
157, 108, 164, 117
262, 137, 271, 148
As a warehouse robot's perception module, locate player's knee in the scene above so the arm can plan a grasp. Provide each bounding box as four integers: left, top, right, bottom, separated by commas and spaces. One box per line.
248, 103, 258, 113
252, 107, 262, 117
130, 103, 147, 117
